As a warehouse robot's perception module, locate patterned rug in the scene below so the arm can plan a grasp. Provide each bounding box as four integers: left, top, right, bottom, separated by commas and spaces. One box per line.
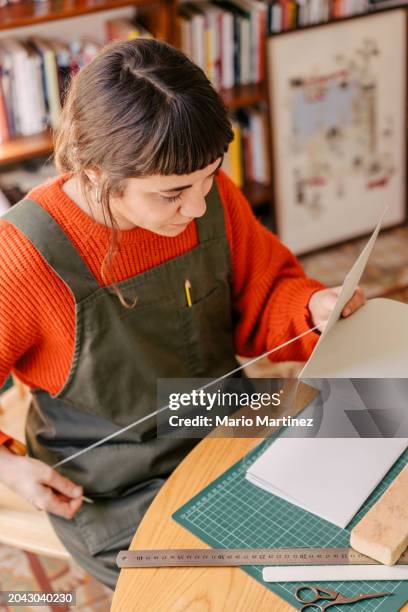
301, 225, 408, 300
0, 224, 407, 611
0, 544, 112, 611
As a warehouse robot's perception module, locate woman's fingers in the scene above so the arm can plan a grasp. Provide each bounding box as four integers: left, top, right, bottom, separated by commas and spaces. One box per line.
4, 455, 84, 520
38, 464, 83, 518
40, 465, 83, 499
34, 486, 83, 519
342, 286, 366, 317
308, 285, 367, 331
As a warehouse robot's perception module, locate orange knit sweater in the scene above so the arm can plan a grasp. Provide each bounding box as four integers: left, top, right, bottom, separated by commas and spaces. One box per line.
0, 169, 324, 399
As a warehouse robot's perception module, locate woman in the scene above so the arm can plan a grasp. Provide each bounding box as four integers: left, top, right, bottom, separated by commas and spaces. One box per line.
0, 39, 364, 589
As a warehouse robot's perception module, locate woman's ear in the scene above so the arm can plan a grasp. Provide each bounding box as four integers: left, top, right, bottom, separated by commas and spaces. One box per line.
84, 168, 101, 187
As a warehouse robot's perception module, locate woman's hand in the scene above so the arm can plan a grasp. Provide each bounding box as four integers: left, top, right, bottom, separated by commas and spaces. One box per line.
308, 286, 366, 333
0, 446, 83, 519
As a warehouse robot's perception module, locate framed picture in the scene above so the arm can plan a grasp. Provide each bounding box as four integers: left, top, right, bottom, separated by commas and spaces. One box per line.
267, 9, 407, 254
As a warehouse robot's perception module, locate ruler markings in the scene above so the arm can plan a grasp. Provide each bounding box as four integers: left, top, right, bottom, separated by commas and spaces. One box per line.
117, 547, 408, 568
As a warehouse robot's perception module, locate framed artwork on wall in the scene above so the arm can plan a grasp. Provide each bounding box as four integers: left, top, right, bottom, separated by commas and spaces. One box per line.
267, 9, 407, 254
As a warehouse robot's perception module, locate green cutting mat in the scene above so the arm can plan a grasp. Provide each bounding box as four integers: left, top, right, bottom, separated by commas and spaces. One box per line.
173, 435, 408, 612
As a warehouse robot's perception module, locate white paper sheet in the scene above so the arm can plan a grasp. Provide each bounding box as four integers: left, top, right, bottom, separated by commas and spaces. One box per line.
300, 298, 408, 377
298, 208, 408, 379
317, 210, 385, 343
263, 564, 408, 582
246, 438, 407, 528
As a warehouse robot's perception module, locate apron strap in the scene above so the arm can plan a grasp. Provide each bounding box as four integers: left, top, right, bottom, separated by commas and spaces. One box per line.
1, 199, 99, 302
196, 179, 226, 243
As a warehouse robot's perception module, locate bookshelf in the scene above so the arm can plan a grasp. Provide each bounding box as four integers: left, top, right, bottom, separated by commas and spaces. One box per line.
0, 0, 158, 30
219, 83, 266, 110
0, 0, 271, 207
0, 131, 52, 164
0, 0, 171, 165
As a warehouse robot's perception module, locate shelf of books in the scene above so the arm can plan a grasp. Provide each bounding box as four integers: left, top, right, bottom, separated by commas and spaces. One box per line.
0, 8, 273, 207
0, 0, 152, 31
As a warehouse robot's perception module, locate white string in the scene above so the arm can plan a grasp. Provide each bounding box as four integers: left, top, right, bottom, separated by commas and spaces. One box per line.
52, 323, 322, 468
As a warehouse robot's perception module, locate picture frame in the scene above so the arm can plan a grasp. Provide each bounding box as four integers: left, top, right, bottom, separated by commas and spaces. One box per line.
267, 9, 407, 254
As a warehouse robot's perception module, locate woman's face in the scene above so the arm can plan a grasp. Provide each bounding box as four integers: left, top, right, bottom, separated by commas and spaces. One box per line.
110, 157, 223, 236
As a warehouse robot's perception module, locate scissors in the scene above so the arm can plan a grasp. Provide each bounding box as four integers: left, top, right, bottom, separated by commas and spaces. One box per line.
294, 584, 392, 611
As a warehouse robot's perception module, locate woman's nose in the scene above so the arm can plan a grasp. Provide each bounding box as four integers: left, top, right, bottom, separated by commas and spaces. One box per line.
180, 197, 207, 219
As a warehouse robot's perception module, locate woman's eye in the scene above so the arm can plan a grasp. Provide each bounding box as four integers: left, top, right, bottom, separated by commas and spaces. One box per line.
163, 193, 183, 204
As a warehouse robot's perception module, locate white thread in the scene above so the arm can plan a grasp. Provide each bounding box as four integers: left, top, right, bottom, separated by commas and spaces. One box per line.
53, 323, 322, 468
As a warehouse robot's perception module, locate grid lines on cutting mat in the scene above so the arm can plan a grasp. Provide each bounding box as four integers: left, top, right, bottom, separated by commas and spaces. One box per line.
174, 438, 408, 612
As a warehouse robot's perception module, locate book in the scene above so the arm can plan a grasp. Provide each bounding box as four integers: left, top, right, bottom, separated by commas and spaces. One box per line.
106, 17, 153, 41
247, 105, 270, 184
26, 41, 47, 134
230, 0, 255, 85
198, 1, 224, 88
30, 37, 61, 130
213, 0, 244, 85
0, 39, 39, 136
183, 3, 207, 71
48, 39, 71, 105
0, 57, 9, 142
221, 118, 244, 186
231, 118, 244, 186
180, 2, 239, 88
177, 6, 194, 61
270, 1, 283, 33
238, 108, 253, 180
218, 4, 235, 88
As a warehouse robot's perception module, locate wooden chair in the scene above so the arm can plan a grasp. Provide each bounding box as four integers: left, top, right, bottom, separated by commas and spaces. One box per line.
0, 380, 69, 560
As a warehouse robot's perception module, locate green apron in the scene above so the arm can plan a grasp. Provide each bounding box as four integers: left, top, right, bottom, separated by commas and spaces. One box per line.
1, 181, 238, 589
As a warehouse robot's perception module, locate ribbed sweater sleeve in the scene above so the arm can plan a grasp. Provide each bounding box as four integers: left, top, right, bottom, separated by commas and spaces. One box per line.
0, 222, 41, 388
216, 170, 325, 361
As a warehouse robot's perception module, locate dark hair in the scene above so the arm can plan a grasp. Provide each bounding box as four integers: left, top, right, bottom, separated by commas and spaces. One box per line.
55, 39, 234, 304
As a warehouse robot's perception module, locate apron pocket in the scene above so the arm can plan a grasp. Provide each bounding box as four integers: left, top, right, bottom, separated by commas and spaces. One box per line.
179, 284, 236, 376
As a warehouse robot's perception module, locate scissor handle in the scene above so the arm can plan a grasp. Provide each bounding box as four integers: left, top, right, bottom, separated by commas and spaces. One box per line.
299, 604, 325, 612
295, 586, 320, 603
295, 585, 339, 611
295, 586, 335, 604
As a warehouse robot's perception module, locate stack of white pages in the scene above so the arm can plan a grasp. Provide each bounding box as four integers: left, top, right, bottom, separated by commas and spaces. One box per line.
246, 438, 408, 528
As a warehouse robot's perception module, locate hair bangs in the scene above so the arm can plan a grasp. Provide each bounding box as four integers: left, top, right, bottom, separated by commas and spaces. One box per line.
131, 95, 233, 176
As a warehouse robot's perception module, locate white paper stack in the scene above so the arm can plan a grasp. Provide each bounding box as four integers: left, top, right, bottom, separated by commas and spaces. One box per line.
246, 438, 408, 528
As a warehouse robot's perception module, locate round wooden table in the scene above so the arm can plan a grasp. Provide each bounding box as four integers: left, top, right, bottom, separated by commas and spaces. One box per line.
111, 436, 295, 611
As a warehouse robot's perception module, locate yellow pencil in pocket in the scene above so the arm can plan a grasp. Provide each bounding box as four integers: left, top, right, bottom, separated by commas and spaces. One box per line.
184, 279, 192, 307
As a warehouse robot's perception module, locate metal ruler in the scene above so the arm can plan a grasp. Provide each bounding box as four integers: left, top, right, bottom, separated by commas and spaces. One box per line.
117, 547, 408, 568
